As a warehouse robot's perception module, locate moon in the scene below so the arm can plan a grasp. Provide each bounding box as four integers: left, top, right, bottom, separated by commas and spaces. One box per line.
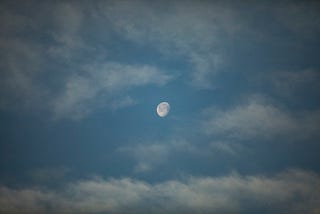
157, 102, 170, 117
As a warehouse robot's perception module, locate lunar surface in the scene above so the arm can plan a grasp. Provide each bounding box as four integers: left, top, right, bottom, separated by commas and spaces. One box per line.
157, 102, 170, 117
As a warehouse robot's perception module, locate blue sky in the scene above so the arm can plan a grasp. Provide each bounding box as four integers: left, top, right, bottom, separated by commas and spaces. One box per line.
1, 1, 320, 213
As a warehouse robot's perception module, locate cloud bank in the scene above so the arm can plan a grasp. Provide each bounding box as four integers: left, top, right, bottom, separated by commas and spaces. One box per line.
0, 169, 319, 213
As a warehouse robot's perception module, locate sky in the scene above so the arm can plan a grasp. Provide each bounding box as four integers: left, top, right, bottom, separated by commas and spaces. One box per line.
1, 1, 320, 213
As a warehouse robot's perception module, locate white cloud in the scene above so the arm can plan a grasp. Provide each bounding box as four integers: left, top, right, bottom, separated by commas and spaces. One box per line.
0, 169, 319, 213
99, 1, 320, 88
102, 1, 242, 50
0, 3, 174, 119
52, 62, 172, 119
1, 1, 319, 117
203, 96, 320, 141
99, 1, 240, 88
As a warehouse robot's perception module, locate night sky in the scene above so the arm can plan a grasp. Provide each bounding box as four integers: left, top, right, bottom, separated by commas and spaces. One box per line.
1, 1, 320, 213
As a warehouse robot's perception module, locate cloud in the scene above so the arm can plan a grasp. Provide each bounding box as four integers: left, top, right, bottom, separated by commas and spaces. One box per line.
28, 167, 72, 186
0, 169, 319, 213
0, 2, 85, 111
118, 143, 170, 173
110, 96, 137, 111
118, 140, 201, 173
203, 96, 320, 141
0, 38, 47, 110
99, 1, 320, 89
118, 139, 236, 173
51, 62, 172, 119
1, 1, 319, 118
99, 1, 241, 88
250, 68, 320, 102
274, 2, 320, 40
47, 2, 86, 60
0, 2, 174, 119
188, 53, 225, 88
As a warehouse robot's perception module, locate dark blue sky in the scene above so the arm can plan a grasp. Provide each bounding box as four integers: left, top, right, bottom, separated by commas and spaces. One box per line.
1, 1, 320, 213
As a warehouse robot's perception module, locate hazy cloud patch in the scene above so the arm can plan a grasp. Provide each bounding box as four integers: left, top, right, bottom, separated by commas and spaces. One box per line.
203, 96, 320, 141
0, 38, 48, 111
99, 1, 239, 88
274, 2, 320, 40
118, 139, 237, 173
118, 143, 170, 173
267, 69, 320, 98
52, 62, 172, 119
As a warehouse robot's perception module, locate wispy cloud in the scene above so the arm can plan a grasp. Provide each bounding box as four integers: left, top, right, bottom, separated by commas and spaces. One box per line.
100, 1, 240, 88
0, 169, 319, 213
47, 2, 86, 60
274, 2, 320, 40
118, 139, 237, 173
1, 2, 174, 119
252, 69, 320, 99
203, 96, 320, 141
1, 1, 319, 115
110, 96, 137, 111
0, 38, 47, 110
119, 142, 171, 173
52, 62, 172, 119
99, 1, 320, 89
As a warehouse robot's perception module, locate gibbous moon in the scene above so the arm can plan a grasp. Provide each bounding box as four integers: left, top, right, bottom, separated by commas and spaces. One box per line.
157, 102, 170, 117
